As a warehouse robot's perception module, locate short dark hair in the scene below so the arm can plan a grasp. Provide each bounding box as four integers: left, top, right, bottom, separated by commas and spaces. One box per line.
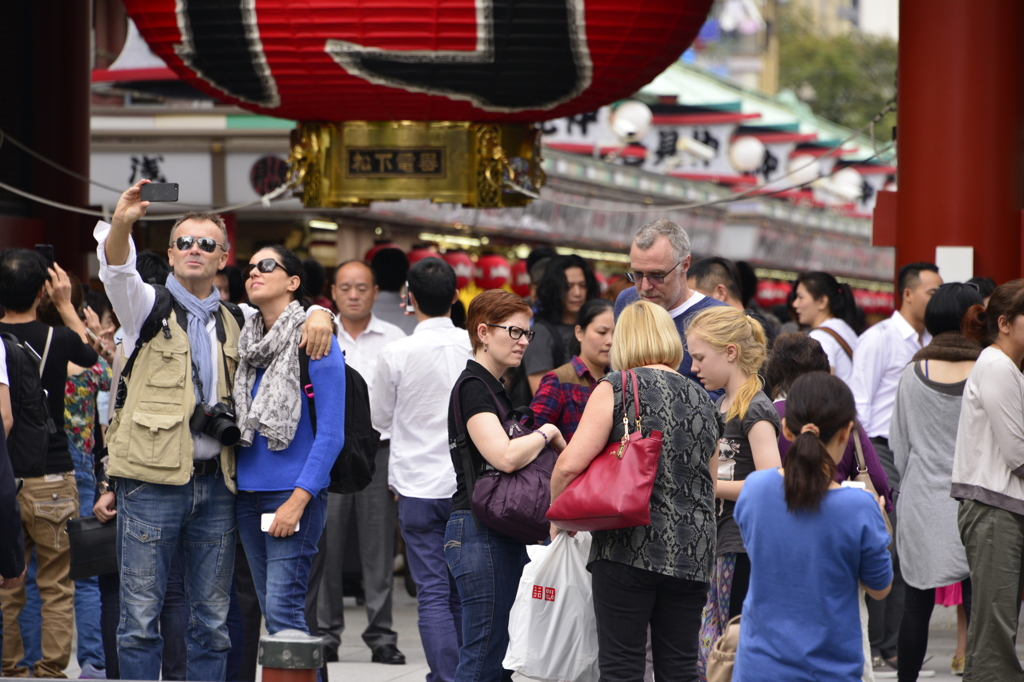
735, 261, 760, 308
535, 255, 600, 324
335, 259, 376, 286
0, 249, 49, 312
763, 333, 830, 400
217, 265, 246, 304
688, 257, 742, 302
526, 246, 558, 284
370, 248, 410, 292
408, 258, 457, 317
568, 298, 614, 356
137, 250, 172, 285
924, 283, 983, 337
967, 276, 996, 300
898, 262, 939, 298
302, 258, 327, 299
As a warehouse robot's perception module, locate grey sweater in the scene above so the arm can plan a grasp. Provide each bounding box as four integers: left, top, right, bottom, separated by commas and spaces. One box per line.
891, 361, 970, 590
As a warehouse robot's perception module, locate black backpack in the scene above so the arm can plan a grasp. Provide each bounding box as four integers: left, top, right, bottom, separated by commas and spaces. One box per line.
299, 351, 378, 494
3, 330, 57, 478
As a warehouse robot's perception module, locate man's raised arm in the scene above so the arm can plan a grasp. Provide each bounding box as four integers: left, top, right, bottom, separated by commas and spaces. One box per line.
105, 180, 152, 266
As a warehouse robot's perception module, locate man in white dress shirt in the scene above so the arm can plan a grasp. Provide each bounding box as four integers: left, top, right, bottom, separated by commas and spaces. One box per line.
318, 260, 408, 665
850, 261, 942, 675
372, 258, 471, 682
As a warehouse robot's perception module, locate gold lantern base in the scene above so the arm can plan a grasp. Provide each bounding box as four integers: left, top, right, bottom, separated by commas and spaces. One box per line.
288, 121, 545, 208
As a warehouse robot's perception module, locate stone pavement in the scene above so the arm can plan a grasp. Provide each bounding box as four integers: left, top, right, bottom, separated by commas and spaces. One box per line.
59, 591, 1024, 682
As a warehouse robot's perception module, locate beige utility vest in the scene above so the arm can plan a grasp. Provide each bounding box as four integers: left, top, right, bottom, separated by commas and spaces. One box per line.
106, 306, 240, 491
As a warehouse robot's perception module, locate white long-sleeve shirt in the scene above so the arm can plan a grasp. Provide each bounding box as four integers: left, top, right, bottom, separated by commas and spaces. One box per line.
850, 310, 932, 439
371, 317, 472, 499
336, 315, 406, 441
952, 346, 1024, 515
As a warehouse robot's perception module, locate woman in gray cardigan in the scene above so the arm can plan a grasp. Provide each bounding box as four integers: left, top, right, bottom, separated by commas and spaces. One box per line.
892, 283, 984, 680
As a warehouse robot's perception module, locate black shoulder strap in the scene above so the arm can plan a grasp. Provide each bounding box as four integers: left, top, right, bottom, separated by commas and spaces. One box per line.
299, 349, 316, 435
122, 285, 174, 381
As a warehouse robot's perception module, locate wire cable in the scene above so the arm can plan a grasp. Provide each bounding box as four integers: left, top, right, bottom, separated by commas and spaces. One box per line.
0, 133, 295, 221
505, 100, 897, 213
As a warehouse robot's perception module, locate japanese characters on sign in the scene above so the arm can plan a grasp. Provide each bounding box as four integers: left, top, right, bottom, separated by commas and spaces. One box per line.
346, 148, 446, 179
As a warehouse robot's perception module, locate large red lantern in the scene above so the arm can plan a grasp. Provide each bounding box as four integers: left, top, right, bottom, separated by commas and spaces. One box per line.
365, 241, 399, 263
408, 246, 440, 266
443, 251, 476, 289
122, 0, 713, 208
124, 0, 712, 123
509, 259, 531, 297
476, 253, 512, 290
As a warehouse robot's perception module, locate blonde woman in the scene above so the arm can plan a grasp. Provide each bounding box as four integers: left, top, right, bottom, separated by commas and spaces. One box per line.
686, 306, 781, 679
551, 301, 723, 682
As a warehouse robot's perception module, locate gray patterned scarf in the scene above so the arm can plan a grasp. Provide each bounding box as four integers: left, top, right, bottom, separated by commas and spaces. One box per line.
233, 300, 306, 450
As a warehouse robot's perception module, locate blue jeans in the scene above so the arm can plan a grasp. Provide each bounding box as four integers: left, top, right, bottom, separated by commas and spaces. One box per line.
70, 442, 106, 669
444, 510, 528, 682
236, 490, 327, 634
399, 495, 462, 682
15, 554, 40, 672
115, 471, 236, 682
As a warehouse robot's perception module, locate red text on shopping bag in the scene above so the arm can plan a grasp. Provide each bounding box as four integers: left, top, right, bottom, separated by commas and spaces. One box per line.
531, 585, 557, 602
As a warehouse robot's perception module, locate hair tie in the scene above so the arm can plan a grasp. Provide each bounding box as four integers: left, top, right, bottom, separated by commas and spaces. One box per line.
800, 423, 820, 436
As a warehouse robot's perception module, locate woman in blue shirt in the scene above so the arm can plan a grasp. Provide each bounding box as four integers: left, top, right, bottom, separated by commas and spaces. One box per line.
233, 245, 346, 638
734, 372, 891, 682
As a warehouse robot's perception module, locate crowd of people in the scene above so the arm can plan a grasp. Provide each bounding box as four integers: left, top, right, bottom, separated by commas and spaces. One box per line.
0, 177, 1019, 682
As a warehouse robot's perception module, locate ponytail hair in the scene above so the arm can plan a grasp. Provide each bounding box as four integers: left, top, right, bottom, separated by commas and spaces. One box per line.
796, 272, 862, 334
963, 279, 1024, 345
687, 306, 767, 423
783, 373, 856, 512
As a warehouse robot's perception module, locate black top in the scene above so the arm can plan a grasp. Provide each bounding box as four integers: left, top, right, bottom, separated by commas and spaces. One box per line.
0, 321, 98, 474
714, 391, 782, 556
448, 360, 513, 511
590, 368, 724, 581
521, 319, 574, 376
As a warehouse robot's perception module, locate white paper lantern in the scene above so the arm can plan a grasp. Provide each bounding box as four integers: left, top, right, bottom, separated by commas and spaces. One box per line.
611, 101, 653, 142
729, 135, 766, 173
787, 154, 821, 188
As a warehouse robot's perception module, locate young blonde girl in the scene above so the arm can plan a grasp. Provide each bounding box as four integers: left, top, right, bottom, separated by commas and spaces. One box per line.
686, 306, 781, 680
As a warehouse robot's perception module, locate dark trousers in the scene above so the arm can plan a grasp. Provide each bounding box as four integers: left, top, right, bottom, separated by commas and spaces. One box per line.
229, 541, 262, 682
317, 443, 398, 652
868, 437, 904, 660
590, 560, 708, 682
897, 579, 972, 681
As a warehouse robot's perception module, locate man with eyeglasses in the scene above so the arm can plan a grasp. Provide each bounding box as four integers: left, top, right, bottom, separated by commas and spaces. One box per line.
92, 180, 336, 681
613, 219, 729, 397
318, 260, 408, 666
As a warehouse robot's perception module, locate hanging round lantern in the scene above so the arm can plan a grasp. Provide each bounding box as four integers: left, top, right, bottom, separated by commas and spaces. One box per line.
443, 250, 476, 289
365, 240, 399, 262
475, 253, 512, 290
787, 154, 822, 188
509, 259, 531, 297
123, 0, 714, 208
408, 246, 440, 266
729, 136, 766, 173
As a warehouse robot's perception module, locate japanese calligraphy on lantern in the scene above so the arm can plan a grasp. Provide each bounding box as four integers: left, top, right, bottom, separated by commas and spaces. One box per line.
346, 148, 446, 178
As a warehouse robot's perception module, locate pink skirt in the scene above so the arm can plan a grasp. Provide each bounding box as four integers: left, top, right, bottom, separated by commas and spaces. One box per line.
935, 582, 963, 607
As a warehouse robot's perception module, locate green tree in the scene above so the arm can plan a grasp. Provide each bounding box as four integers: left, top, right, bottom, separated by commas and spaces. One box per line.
778, 7, 897, 141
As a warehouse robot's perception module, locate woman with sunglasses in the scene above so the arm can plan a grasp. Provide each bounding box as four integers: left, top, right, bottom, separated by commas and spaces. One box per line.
446, 289, 566, 682
232, 246, 346, 651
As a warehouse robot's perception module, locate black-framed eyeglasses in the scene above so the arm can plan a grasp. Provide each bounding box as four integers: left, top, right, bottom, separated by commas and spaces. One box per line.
486, 323, 536, 341
243, 258, 286, 279
173, 236, 226, 253
626, 259, 684, 285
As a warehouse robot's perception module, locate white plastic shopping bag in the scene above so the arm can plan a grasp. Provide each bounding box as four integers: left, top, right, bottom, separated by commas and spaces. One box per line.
503, 531, 600, 682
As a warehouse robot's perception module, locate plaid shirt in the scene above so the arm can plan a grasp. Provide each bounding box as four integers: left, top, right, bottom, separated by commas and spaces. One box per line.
529, 356, 600, 442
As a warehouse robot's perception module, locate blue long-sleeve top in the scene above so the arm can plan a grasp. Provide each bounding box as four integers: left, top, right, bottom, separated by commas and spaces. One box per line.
236, 337, 346, 495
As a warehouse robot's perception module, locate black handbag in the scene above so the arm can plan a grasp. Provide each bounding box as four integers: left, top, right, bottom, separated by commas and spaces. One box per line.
66, 516, 118, 580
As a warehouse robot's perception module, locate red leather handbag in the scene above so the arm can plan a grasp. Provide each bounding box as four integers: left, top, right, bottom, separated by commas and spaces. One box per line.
546, 369, 663, 531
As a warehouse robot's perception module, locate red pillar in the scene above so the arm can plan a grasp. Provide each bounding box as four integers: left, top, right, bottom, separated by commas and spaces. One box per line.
897, 0, 1024, 283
